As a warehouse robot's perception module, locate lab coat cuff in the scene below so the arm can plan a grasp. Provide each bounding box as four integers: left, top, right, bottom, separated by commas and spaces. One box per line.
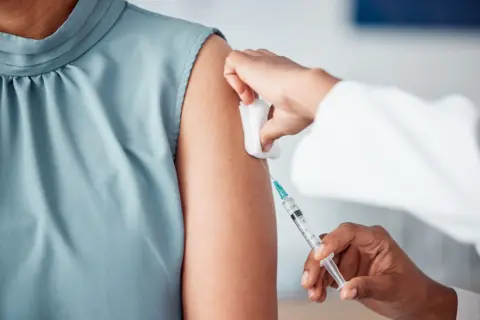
454, 287, 480, 320
314, 80, 369, 121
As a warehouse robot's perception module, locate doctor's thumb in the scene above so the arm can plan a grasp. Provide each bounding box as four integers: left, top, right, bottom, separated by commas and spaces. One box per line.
340, 275, 395, 302
260, 120, 283, 152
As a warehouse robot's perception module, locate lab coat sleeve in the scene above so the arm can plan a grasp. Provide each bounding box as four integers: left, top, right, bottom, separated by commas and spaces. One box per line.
455, 288, 480, 320
291, 81, 480, 252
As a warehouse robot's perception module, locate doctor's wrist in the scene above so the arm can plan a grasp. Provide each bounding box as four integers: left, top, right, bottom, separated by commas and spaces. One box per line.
408, 282, 457, 320
302, 68, 339, 120
428, 283, 457, 320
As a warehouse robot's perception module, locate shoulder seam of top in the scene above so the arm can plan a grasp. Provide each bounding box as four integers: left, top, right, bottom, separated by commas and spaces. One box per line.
125, 2, 203, 27
126, 2, 175, 20
172, 28, 221, 159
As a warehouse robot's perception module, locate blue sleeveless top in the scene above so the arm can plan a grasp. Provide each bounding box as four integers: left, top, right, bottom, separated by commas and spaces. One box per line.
0, 1, 222, 319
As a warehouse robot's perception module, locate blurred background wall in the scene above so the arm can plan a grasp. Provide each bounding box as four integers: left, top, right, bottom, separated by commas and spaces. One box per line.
131, 0, 480, 298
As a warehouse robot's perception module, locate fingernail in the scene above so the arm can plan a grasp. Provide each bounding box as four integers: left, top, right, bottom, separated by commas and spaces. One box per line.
317, 294, 326, 304
314, 244, 325, 260
341, 288, 357, 300
301, 271, 309, 286
263, 143, 273, 152
308, 289, 316, 299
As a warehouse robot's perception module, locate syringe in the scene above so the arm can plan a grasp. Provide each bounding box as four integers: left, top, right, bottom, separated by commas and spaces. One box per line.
272, 178, 346, 290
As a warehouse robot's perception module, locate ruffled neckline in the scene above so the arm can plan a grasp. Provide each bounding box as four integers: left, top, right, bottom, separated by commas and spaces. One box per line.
0, 0, 126, 76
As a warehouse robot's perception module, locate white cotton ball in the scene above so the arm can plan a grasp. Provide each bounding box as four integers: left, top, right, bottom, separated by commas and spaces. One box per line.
239, 99, 281, 159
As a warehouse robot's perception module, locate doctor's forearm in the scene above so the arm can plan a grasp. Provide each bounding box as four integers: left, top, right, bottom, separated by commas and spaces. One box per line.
292, 81, 480, 247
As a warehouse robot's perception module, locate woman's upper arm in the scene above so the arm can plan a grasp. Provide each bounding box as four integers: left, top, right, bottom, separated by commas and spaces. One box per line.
176, 35, 278, 319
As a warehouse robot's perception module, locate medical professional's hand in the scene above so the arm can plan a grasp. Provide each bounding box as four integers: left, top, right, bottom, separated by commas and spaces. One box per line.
224, 49, 339, 150
302, 223, 458, 320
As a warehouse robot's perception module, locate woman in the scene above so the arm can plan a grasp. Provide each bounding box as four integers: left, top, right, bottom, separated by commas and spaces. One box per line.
0, 1, 278, 319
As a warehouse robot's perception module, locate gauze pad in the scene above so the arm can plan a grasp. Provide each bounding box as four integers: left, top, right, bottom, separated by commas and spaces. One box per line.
239, 99, 281, 159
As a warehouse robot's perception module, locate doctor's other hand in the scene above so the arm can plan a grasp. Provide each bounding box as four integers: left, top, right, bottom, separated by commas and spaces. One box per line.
224, 49, 339, 151
302, 223, 458, 320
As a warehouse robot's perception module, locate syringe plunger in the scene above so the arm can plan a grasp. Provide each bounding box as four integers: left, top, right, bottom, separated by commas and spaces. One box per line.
321, 254, 346, 289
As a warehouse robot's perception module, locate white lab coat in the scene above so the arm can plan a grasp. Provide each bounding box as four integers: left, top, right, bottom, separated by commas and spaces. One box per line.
290, 81, 480, 319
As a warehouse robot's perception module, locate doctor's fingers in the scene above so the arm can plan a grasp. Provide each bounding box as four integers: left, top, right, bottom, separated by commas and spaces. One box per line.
322, 245, 362, 291
224, 49, 277, 80
314, 222, 381, 261
308, 276, 327, 303
305, 253, 346, 302
303, 256, 328, 303
224, 51, 256, 104
244, 49, 277, 57
302, 250, 322, 289
303, 234, 341, 289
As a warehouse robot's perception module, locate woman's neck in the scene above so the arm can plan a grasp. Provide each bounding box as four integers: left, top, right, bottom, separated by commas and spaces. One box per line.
0, 0, 77, 39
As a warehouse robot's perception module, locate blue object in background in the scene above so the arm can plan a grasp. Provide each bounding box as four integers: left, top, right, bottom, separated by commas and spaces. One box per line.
354, 0, 480, 28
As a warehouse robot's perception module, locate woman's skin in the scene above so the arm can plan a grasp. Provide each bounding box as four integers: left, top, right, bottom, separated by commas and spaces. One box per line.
0, 0, 76, 39
178, 36, 278, 319
0, 2, 279, 319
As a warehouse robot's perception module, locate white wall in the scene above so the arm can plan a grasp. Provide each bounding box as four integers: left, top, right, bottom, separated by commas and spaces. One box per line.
131, 0, 480, 297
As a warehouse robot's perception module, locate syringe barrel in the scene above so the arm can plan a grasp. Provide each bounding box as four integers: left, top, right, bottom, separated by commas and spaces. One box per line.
281, 197, 321, 250
282, 196, 346, 290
